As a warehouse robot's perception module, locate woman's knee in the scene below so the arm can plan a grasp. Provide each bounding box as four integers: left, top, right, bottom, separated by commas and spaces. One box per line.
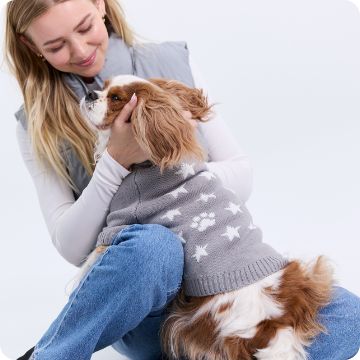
308, 286, 360, 359
114, 224, 184, 287
334, 287, 360, 357
116, 224, 184, 261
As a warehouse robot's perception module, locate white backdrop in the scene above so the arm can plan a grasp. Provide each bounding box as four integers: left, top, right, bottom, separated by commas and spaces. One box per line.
0, 0, 359, 359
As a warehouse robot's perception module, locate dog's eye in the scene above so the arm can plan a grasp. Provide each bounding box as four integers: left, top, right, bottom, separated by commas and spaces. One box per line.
110, 94, 120, 102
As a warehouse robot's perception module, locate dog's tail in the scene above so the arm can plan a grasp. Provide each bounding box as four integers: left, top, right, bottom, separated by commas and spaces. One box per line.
275, 256, 334, 341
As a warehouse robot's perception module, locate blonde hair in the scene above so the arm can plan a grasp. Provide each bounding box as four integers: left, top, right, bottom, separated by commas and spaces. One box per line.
4, 0, 135, 192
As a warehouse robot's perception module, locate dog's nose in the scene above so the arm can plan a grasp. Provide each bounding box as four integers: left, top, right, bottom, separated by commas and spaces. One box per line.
85, 90, 98, 102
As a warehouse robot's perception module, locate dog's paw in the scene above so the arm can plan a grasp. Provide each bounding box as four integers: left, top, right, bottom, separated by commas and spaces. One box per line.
190, 212, 216, 232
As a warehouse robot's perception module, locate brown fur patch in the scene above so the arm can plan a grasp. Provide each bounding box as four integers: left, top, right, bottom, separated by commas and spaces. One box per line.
162, 257, 333, 360
161, 290, 223, 360
128, 81, 211, 172
218, 301, 234, 314
102, 79, 214, 172
218, 257, 333, 358
149, 78, 214, 120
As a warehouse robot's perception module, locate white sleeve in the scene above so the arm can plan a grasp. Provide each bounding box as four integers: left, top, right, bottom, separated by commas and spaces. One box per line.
189, 56, 253, 204
16, 122, 130, 267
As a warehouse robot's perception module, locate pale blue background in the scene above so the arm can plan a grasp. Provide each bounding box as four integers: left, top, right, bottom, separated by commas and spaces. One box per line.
0, 0, 359, 358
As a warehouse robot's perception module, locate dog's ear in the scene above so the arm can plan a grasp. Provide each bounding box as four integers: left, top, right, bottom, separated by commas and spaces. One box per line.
131, 85, 206, 173
149, 78, 214, 122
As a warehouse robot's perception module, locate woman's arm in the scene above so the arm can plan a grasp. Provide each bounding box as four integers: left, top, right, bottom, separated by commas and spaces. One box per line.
190, 56, 253, 204
16, 57, 252, 267
16, 122, 130, 267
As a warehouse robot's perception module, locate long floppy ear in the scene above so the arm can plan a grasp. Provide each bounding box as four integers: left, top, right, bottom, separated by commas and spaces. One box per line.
149, 78, 214, 122
130, 84, 206, 173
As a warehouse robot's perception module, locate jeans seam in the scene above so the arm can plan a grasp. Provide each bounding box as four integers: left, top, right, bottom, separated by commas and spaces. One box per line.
33, 246, 112, 357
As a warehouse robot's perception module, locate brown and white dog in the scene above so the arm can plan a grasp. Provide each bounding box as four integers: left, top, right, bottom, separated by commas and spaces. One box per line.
79, 75, 333, 360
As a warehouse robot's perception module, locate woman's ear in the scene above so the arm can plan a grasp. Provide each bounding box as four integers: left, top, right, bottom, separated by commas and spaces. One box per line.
149, 78, 214, 122
130, 87, 206, 173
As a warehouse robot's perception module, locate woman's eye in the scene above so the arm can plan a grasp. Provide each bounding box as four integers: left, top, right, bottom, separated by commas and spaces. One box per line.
50, 45, 63, 53
79, 25, 93, 34
111, 94, 120, 101
48, 25, 92, 53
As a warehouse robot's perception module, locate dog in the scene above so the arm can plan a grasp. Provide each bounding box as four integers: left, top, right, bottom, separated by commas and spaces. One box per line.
79, 74, 333, 360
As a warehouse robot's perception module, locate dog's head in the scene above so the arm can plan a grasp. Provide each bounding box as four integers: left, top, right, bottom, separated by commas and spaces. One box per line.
80, 75, 213, 171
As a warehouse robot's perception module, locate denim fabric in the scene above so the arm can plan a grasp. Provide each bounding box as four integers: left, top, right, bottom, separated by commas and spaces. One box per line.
306, 286, 360, 360
30, 223, 359, 359
31, 224, 184, 360
112, 286, 360, 360
113, 287, 360, 360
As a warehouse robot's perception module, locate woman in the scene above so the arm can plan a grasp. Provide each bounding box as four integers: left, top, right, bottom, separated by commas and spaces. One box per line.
4, 0, 360, 359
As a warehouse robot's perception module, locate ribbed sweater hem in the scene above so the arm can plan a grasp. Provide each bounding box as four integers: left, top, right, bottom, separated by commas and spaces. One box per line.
184, 255, 288, 297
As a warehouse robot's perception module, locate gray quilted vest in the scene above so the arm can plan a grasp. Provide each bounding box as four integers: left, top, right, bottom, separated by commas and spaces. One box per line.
15, 31, 209, 198
14, 31, 287, 296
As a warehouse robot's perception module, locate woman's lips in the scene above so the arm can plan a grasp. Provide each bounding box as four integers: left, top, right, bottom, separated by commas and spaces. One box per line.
76, 49, 97, 67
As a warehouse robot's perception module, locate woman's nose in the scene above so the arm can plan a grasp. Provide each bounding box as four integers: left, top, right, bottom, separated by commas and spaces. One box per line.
70, 38, 88, 62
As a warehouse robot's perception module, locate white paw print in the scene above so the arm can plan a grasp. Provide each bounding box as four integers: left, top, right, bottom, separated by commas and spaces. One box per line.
191, 212, 216, 232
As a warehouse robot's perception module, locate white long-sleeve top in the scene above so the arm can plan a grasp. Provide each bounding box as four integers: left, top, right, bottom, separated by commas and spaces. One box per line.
16, 60, 253, 267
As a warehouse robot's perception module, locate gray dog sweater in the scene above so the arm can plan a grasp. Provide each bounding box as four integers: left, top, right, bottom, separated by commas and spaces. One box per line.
97, 158, 288, 297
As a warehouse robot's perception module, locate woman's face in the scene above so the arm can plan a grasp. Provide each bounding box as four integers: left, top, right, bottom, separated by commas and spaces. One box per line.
25, 0, 109, 78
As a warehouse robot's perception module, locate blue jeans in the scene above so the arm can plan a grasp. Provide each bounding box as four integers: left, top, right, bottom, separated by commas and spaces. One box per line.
32, 224, 184, 359
31, 224, 360, 359
112, 288, 360, 360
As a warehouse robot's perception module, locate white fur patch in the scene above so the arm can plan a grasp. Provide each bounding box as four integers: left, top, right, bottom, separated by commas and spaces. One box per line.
94, 129, 111, 162
80, 75, 150, 161
79, 93, 108, 129
109, 74, 149, 87
192, 271, 285, 340
254, 327, 307, 360
66, 249, 102, 294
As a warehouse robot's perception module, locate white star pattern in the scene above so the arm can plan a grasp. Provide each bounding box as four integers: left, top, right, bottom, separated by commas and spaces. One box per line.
175, 163, 195, 179
196, 193, 216, 203
169, 185, 188, 198
192, 244, 209, 262
221, 226, 241, 241
225, 202, 243, 215
160, 208, 182, 221
199, 171, 216, 180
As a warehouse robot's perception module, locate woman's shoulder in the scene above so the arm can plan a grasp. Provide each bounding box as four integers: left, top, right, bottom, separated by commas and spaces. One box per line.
129, 38, 194, 87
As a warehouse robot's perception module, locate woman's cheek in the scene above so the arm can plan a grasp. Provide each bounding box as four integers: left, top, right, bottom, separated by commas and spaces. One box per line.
49, 55, 65, 66
47, 52, 71, 70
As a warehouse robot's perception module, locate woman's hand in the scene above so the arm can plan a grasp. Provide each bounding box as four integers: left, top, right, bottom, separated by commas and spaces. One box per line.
107, 94, 149, 170
107, 97, 198, 170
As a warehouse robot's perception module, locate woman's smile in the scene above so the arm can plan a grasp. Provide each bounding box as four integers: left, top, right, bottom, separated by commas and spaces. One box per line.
75, 48, 97, 67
